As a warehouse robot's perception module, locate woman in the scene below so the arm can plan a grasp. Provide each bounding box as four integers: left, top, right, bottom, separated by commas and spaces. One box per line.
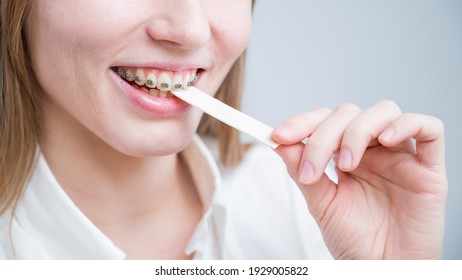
0, 0, 447, 259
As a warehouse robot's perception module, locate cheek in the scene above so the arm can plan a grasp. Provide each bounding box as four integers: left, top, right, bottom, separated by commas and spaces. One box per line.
27, 1, 131, 75
206, 2, 252, 93
210, 0, 252, 61
27, 3, 99, 94
26, 1, 125, 117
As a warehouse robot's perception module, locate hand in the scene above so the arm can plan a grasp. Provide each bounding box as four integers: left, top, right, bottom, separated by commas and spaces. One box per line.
272, 100, 448, 259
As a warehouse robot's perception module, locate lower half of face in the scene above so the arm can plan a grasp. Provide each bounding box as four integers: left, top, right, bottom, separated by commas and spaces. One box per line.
27, 0, 252, 157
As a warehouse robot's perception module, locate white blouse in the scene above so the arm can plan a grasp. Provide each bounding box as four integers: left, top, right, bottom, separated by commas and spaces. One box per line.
0, 135, 333, 260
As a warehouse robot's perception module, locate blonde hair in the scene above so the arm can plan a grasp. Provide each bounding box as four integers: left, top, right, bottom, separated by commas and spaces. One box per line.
197, 54, 247, 166
0, 0, 41, 216
0, 0, 248, 217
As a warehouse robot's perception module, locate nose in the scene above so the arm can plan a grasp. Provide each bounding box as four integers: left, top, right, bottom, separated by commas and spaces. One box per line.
146, 1, 211, 50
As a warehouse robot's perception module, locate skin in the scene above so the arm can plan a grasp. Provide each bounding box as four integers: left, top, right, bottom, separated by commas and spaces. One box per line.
273, 102, 447, 259
26, 0, 447, 259
27, 0, 252, 259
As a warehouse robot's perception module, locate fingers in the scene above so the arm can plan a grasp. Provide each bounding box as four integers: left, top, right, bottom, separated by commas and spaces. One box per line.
378, 113, 445, 170
274, 99, 446, 186
275, 143, 337, 219
297, 103, 362, 184
337, 100, 402, 172
272, 107, 333, 144
274, 142, 305, 179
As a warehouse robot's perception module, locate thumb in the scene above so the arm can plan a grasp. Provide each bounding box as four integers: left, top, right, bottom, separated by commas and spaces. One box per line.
274, 143, 305, 179
274, 143, 337, 220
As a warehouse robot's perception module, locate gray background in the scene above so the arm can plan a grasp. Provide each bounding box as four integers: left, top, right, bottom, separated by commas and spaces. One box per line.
242, 0, 461, 259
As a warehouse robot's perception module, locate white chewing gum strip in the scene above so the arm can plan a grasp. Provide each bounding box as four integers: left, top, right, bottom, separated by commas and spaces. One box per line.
172, 86, 279, 149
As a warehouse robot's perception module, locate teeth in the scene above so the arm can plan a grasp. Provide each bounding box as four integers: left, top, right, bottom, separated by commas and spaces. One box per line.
124, 69, 134, 81
149, 89, 160, 97
116, 68, 124, 77
187, 72, 198, 87
192, 72, 199, 83
117, 67, 199, 93
182, 73, 191, 89
157, 73, 172, 92
146, 73, 157, 88
171, 74, 183, 91
134, 69, 146, 86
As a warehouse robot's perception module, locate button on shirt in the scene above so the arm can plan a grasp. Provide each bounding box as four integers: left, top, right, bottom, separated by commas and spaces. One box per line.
0, 135, 333, 259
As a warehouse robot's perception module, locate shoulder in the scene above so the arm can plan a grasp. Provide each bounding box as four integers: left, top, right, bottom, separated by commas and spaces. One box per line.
221, 144, 290, 190
0, 211, 14, 259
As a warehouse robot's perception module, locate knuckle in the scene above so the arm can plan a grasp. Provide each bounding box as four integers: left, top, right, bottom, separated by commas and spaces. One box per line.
430, 116, 445, 134
306, 137, 331, 154
315, 107, 333, 115
402, 113, 445, 135
376, 99, 402, 115
344, 124, 368, 140
335, 103, 362, 114
400, 112, 415, 122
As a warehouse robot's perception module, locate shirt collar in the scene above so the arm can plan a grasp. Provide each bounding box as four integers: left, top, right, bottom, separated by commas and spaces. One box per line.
182, 135, 228, 259
7, 135, 227, 259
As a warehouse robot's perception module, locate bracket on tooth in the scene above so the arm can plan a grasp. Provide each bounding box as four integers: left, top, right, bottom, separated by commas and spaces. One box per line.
146, 80, 155, 87
159, 82, 171, 91
134, 75, 142, 83
192, 72, 199, 83
124, 71, 134, 81
184, 73, 199, 88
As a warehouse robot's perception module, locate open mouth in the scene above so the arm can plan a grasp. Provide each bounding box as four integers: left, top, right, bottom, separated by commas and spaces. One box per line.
111, 67, 201, 98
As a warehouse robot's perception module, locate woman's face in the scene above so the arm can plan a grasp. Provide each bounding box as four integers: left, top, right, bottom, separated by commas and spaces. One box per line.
27, 0, 252, 156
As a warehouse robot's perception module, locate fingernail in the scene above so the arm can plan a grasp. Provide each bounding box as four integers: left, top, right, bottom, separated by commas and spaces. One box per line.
299, 160, 315, 184
380, 127, 395, 141
338, 147, 352, 170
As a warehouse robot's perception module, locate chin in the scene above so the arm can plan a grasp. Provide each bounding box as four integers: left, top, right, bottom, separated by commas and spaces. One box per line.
90, 103, 204, 158
104, 129, 196, 158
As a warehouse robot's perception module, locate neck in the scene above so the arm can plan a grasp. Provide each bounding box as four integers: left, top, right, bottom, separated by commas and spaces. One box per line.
39, 100, 202, 258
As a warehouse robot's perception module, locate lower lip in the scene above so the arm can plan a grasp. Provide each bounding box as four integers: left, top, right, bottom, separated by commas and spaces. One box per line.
110, 70, 192, 118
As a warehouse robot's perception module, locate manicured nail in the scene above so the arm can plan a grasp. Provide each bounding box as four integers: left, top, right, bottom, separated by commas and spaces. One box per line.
338, 147, 352, 170
299, 160, 315, 184
380, 127, 395, 141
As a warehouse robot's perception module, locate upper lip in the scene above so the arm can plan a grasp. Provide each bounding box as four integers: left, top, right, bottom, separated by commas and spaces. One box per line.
111, 61, 208, 72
